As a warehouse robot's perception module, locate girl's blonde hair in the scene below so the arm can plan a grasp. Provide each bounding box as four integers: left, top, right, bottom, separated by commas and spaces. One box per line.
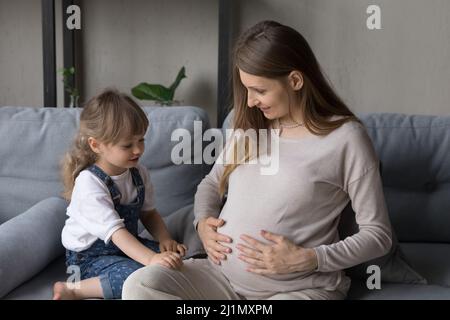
61, 89, 149, 200
218, 21, 362, 196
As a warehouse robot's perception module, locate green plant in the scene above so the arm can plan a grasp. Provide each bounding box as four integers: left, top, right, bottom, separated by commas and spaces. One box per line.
131, 66, 186, 105
58, 67, 79, 98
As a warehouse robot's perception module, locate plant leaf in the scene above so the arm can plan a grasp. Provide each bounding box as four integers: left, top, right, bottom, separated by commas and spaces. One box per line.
131, 83, 173, 102
169, 66, 187, 94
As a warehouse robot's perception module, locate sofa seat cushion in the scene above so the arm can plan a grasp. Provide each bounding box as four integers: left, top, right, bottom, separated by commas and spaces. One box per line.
3, 255, 67, 300
399, 242, 450, 287
140, 203, 205, 259
348, 280, 450, 300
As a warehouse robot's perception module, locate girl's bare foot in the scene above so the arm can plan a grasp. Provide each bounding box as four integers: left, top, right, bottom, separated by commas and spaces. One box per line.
53, 281, 78, 300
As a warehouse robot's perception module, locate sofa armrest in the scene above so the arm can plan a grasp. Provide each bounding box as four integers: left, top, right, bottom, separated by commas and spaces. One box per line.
0, 197, 68, 298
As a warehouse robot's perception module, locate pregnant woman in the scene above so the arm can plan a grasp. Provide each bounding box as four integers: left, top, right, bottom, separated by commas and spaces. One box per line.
122, 20, 392, 300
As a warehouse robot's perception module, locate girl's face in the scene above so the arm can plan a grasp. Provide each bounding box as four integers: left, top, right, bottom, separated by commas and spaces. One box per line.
238, 69, 303, 124
89, 134, 145, 176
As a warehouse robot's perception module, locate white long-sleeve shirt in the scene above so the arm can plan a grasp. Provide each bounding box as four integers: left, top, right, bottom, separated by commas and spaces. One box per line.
62, 163, 155, 252
194, 118, 392, 298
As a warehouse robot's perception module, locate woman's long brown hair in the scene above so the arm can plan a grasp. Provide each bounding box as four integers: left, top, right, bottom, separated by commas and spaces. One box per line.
219, 20, 361, 196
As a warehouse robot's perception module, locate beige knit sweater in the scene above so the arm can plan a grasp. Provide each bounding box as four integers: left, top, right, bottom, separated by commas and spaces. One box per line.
194, 119, 392, 298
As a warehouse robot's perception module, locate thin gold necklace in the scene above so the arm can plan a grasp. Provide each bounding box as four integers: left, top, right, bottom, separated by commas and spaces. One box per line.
280, 120, 303, 128
276, 118, 304, 136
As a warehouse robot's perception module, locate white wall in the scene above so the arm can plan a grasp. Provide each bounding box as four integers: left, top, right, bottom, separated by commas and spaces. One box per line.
0, 0, 43, 107
236, 0, 450, 116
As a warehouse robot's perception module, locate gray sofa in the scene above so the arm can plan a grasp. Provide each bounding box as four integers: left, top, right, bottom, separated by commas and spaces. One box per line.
0, 106, 449, 299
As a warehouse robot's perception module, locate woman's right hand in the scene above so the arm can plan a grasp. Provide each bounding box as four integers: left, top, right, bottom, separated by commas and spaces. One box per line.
147, 251, 183, 269
197, 217, 232, 265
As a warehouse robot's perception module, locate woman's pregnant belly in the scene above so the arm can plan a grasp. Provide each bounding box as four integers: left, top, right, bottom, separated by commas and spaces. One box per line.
211, 163, 333, 295
216, 195, 313, 294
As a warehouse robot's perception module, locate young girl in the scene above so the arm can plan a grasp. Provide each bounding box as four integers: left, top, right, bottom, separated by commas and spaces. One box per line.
53, 89, 187, 300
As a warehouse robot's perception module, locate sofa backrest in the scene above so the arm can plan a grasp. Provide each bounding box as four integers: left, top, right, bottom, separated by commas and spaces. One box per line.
0, 106, 211, 224
222, 111, 450, 243
359, 113, 450, 243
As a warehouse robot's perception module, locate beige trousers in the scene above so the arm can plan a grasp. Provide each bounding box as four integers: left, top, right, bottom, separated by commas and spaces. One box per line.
122, 258, 348, 300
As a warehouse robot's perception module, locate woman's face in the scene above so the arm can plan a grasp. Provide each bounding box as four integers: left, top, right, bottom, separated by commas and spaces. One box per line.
239, 69, 301, 123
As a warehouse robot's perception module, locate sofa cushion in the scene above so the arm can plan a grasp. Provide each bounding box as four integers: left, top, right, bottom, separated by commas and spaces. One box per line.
139, 106, 212, 217
0, 107, 79, 223
140, 203, 205, 259
0, 197, 68, 298
400, 242, 450, 287
0, 106, 211, 222
348, 280, 450, 300
339, 202, 426, 284
359, 113, 450, 243
163, 204, 205, 258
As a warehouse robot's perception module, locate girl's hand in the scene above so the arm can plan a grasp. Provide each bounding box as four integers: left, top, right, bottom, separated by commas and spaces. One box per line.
237, 230, 318, 275
148, 251, 183, 269
159, 238, 188, 257
197, 217, 232, 265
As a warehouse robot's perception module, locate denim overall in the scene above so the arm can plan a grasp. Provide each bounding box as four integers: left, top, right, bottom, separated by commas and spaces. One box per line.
65, 164, 160, 299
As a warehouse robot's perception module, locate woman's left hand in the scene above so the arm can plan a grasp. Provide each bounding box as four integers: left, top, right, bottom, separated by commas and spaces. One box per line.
237, 230, 318, 275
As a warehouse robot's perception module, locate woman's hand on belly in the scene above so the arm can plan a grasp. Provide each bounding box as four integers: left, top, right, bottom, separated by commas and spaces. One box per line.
237, 230, 318, 275
197, 217, 233, 265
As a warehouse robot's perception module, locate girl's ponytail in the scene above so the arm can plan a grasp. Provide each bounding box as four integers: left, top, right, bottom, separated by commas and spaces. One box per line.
61, 134, 97, 200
